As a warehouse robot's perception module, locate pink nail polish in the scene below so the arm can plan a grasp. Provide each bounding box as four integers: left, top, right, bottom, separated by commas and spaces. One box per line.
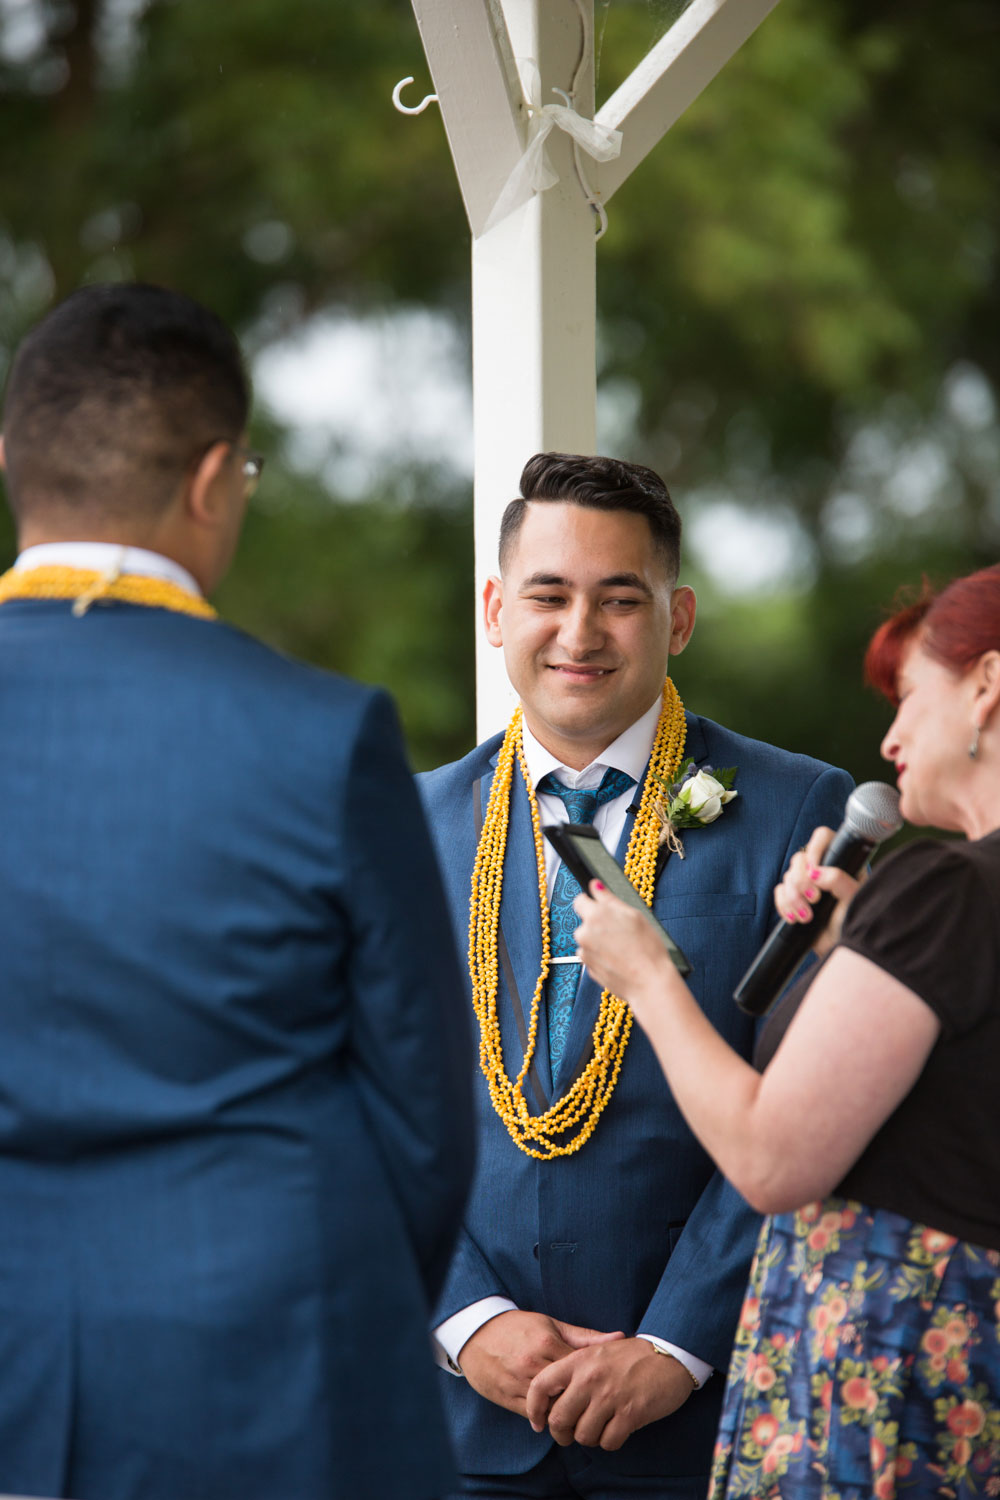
808, 868, 821, 880
805, 886, 817, 901
798, 906, 810, 920
784, 912, 796, 923
593, 880, 605, 892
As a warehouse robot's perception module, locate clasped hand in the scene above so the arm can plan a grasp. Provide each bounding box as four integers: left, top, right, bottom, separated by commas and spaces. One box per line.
458, 1310, 623, 1420
525, 1335, 695, 1451
459, 1313, 693, 1451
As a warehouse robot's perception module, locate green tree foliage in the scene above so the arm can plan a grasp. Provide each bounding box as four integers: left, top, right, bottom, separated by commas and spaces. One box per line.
1, 0, 997, 777
214, 459, 475, 770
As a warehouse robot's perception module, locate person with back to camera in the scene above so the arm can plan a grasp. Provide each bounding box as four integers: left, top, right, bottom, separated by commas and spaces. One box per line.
0, 281, 474, 1500
564, 564, 1000, 1496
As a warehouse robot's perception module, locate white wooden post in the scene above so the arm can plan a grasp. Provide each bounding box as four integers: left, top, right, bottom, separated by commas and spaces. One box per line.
472, 1, 597, 739
405, 0, 782, 742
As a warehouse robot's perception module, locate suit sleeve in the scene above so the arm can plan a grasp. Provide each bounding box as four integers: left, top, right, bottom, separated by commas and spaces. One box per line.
432, 1222, 513, 1326
340, 689, 476, 1305
638, 764, 854, 1370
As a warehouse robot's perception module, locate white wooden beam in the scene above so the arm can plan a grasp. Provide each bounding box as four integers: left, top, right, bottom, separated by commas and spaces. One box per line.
409, 0, 525, 238
473, 0, 597, 739
594, 0, 780, 204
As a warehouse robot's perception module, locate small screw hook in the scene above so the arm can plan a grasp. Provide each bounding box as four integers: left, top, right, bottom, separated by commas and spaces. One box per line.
392, 76, 439, 116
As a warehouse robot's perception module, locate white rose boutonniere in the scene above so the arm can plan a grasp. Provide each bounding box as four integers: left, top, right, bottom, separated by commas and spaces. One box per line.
654, 758, 738, 858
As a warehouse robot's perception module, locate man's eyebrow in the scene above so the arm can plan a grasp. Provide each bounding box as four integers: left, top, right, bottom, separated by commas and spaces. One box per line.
519, 573, 569, 588
518, 571, 653, 595
600, 572, 652, 595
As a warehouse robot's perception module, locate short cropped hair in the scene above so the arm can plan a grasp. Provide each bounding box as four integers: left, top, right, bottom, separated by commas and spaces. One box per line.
498, 452, 682, 580
864, 564, 1000, 703
2, 282, 249, 524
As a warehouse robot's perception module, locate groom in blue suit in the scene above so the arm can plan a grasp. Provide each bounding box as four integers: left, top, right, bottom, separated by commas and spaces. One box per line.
419, 453, 852, 1498
0, 283, 473, 1500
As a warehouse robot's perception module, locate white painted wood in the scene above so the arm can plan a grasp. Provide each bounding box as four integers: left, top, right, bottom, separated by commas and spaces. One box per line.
595, 0, 781, 203
409, 0, 525, 238
472, 0, 598, 741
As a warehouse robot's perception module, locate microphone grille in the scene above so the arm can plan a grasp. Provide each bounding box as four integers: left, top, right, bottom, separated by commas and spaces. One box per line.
845, 781, 903, 844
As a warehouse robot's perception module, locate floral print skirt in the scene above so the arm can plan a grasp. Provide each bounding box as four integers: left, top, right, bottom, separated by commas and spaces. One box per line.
709, 1197, 1000, 1499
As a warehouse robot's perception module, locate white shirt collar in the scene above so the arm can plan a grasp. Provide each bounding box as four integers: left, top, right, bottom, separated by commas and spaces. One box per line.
14, 542, 202, 598
520, 697, 663, 792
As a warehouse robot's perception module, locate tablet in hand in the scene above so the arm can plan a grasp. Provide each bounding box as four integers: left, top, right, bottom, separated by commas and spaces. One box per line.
543, 822, 693, 976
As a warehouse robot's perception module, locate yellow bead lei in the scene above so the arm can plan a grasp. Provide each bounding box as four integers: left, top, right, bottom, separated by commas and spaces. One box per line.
0, 565, 217, 621
469, 679, 687, 1160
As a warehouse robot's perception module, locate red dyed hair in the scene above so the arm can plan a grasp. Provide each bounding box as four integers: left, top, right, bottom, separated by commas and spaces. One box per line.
865, 564, 1000, 704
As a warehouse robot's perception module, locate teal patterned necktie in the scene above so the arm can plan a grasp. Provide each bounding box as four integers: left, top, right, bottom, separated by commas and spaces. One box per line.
537, 767, 636, 1078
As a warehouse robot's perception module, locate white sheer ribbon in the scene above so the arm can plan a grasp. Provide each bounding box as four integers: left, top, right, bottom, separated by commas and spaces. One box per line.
481, 60, 622, 236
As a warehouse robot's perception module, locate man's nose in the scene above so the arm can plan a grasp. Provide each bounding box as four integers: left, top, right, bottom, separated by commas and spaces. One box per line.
558, 600, 603, 656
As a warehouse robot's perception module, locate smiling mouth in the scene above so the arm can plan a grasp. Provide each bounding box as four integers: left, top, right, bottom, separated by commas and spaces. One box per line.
548, 664, 614, 679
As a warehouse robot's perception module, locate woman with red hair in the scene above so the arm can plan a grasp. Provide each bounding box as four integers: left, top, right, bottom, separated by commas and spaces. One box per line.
531, 565, 1000, 1496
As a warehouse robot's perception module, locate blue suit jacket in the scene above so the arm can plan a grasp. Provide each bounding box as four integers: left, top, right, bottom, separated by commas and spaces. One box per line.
420, 714, 852, 1479
0, 598, 474, 1500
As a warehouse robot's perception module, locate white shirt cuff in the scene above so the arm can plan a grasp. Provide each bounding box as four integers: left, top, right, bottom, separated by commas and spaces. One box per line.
433, 1296, 519, 1375
638, 1336, 713, 1389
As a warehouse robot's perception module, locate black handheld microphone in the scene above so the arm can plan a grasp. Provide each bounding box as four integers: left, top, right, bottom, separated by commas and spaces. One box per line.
734, 782, 903, 1018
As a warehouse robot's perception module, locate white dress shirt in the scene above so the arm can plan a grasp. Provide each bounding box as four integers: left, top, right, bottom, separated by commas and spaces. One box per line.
15, 541, 201, 597
435, 700, 712, 1389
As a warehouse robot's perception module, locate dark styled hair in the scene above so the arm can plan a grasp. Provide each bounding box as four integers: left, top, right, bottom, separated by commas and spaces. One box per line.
498, 452, 682, 580
2, 282, 249, 524
865, 565, 1000, 704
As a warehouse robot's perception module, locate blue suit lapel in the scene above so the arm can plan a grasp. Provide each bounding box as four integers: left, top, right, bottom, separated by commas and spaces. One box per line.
556, 713, 710, 1093
653, 714, 708, 884
478, 761, 553, 1106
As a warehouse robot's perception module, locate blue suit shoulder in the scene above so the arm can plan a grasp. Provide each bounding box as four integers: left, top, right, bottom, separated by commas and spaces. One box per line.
206, 618, 383, 712
688, 713, 854, 872
418, 714, 849, 803
415, 713, 851, 874
690, 712, 850, 791
418, 731, 504, 811
155, 615, 403, 763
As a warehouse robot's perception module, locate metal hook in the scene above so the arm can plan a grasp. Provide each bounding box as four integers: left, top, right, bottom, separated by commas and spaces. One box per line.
392, 76, 439, 116
550, 87, 573, 108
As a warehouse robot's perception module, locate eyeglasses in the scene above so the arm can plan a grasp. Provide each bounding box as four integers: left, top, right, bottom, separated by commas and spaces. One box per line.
232, 445, 265, 498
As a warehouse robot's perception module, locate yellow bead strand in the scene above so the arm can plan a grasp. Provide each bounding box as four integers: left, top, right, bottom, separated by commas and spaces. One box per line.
0, 565, 217, 621
468, 679, 687, 1159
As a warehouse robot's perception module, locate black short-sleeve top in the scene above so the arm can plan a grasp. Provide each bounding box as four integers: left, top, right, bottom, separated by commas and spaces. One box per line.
755, 831, 1000, 1250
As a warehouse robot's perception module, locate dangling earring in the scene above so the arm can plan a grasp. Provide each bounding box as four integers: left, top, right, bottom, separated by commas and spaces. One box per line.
969, 724, 981, 760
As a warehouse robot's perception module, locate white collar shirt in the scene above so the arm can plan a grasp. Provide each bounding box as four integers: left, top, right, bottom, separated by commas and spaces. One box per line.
521, 697, 662, 898
15, 542, 202, 598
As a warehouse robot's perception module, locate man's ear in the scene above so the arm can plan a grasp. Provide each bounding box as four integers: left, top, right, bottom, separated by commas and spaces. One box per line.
483, 574, 504, 648
186, 440, 232, 527
668, 584, 697, 656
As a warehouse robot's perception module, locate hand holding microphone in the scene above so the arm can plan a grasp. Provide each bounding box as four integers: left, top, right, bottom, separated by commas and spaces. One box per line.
734, 782, 902, 1018
774, 826, 865, 953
